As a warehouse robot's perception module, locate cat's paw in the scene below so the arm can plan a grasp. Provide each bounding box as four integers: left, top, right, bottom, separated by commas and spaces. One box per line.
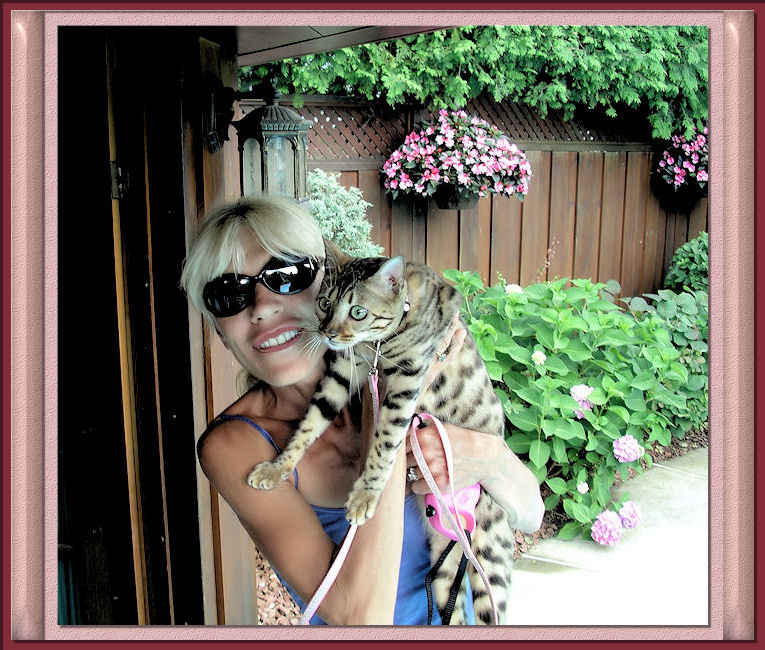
247, 461, 290, 490
345, 487, 381, 525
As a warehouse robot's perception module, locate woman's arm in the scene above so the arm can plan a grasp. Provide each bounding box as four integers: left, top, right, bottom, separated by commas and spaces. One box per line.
198, 397, 406, 625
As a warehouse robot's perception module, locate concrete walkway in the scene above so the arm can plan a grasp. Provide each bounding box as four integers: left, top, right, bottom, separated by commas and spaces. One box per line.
506, 447, 709, 626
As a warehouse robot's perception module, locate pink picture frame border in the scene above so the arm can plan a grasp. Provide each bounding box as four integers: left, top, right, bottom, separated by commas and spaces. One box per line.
6, 3, 756, 643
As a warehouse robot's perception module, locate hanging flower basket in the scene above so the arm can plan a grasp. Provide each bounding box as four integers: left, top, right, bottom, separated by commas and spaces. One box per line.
433, 184, 479, 210
652, 124, 708, 212
382, 109, 532, 208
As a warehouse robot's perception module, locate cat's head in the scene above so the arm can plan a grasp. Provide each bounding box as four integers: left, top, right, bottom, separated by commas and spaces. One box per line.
316, 254, 408, 350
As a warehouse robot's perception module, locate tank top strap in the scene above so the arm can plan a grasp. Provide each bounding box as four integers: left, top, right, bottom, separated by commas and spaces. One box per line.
212, 413, 299, 489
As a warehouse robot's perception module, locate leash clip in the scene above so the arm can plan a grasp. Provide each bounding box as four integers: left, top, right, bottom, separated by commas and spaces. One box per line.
368, 340, 381, 377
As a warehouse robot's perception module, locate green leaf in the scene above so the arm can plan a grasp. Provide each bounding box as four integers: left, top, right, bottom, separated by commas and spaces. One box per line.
544, 493, 561, 510
556, 521, 583, 540
545, 477, 568, 494
551, 435, 569, 463
541, 356, 570, 374
606, 405, 630, 424
506, 432, 533, 454
529, 439, 551, 467
542, 417, 586, 441
631, 370, 657, 390
509, 407, 541, 432
562, 339, 592, 362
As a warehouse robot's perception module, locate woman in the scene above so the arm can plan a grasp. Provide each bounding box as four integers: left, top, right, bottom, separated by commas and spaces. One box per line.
181, 195, 543, 625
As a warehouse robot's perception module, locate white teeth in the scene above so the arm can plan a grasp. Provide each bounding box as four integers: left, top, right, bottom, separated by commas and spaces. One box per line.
258, 329, 300, 350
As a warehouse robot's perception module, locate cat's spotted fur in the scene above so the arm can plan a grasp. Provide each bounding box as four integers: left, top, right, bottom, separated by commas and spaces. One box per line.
247, 248, 515, 624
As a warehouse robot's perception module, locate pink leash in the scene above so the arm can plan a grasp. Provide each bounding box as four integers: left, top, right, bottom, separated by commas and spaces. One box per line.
299, 342, 498, 625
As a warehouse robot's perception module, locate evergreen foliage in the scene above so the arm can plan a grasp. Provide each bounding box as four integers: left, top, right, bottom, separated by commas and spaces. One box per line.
240, 25, 709, 139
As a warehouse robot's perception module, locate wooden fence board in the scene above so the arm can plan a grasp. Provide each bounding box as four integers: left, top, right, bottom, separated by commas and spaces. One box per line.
640, 188, 663, 296
519, 151, 551, 285
411, 200, 427, 264
573, 151, 604, 282
689, 197, 709, 239
338, 170, 357, 191
426, 202, 459, 275
598, 151, 627, 287
458, 197, 492, 283
620, 152, 650, 298
390, 198, 414, 261
490, 193, 522, 285
547, 151, 578, 281
357, 169, 383, 247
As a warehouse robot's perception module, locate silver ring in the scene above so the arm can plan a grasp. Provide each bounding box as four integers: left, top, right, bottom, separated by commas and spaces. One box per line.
437, 352, 447, 363
406, 466, 420, 483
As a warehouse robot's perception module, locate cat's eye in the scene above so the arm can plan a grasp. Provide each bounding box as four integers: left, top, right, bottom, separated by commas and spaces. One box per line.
317, 297, 331, 312
349, 305, 368, 320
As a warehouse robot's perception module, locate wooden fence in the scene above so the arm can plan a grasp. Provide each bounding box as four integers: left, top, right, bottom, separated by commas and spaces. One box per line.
249, 96, 709, 298
327, 153, 708, 299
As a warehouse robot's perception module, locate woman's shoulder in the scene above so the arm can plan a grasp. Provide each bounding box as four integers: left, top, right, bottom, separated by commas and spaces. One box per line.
196, 389, 281, 471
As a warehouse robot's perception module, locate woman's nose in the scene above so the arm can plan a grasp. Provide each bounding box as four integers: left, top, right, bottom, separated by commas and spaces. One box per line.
248, 283, 282, 322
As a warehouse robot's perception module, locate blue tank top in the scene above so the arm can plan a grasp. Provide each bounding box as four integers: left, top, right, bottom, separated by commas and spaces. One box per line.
213, 414, 474, 625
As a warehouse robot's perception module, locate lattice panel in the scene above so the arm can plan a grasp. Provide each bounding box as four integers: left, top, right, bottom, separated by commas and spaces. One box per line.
295, 105, 411, 163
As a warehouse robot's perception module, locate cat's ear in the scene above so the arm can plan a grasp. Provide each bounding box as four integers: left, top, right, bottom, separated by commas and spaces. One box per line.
323, 237, 351, 271
372, 256, 406, 296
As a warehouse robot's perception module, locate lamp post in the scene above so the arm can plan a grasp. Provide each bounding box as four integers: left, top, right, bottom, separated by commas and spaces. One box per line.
234, 84, 312, 201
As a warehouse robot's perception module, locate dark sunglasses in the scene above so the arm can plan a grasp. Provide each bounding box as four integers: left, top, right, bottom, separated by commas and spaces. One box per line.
203, 257, 321, 318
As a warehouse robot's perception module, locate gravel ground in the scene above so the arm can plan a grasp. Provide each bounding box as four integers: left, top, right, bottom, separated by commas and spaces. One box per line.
255, 426, 709, 625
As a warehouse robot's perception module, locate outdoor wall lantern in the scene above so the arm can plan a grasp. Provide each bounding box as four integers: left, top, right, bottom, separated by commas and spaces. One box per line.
234, 84, 312, 201
203, 79, 312, 201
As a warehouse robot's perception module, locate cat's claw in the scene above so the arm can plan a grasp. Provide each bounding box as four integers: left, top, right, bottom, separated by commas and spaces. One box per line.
247, 461, 291, 490
345, 487, 381, 525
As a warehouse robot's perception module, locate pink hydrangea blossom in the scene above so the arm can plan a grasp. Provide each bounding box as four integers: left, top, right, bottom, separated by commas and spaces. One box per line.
591, 510, 623, 546
618, 501, 642, 529
613, 434, 643, 463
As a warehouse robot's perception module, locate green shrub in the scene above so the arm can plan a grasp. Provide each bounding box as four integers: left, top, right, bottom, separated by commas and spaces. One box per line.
306, 168, 384, 258
443, 270, 708, 542
626, 288, 708, 436
664, 231, 708, 293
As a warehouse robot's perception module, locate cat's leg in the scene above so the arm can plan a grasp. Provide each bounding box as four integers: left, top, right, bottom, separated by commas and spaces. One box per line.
467, 494, 514, 625
247, 351, 353, 489
344, 371, 426, 523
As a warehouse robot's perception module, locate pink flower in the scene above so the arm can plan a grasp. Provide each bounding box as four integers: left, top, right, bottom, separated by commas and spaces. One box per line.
613, 434, 643, 463
618, 501, 642, 529
697, 169, 708, 182
591, 510, 623, 546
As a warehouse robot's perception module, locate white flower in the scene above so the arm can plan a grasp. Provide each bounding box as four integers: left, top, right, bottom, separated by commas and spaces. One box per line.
577, 481, 590, 495
531, 350, 547, 366
505, 283, 523, 294
570, 384, 594, 403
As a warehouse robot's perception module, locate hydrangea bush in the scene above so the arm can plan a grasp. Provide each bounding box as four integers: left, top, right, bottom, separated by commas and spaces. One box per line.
664, 231, 708, 294
382, 109, 532, 201
443, 270, 708, 545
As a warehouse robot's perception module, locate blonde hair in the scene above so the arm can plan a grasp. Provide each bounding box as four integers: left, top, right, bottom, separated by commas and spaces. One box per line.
180, 195, 325, 328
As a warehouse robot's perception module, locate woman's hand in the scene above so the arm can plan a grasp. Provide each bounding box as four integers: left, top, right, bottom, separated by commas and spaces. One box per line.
421, 313, 467, 393
405, 423, 544, 533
